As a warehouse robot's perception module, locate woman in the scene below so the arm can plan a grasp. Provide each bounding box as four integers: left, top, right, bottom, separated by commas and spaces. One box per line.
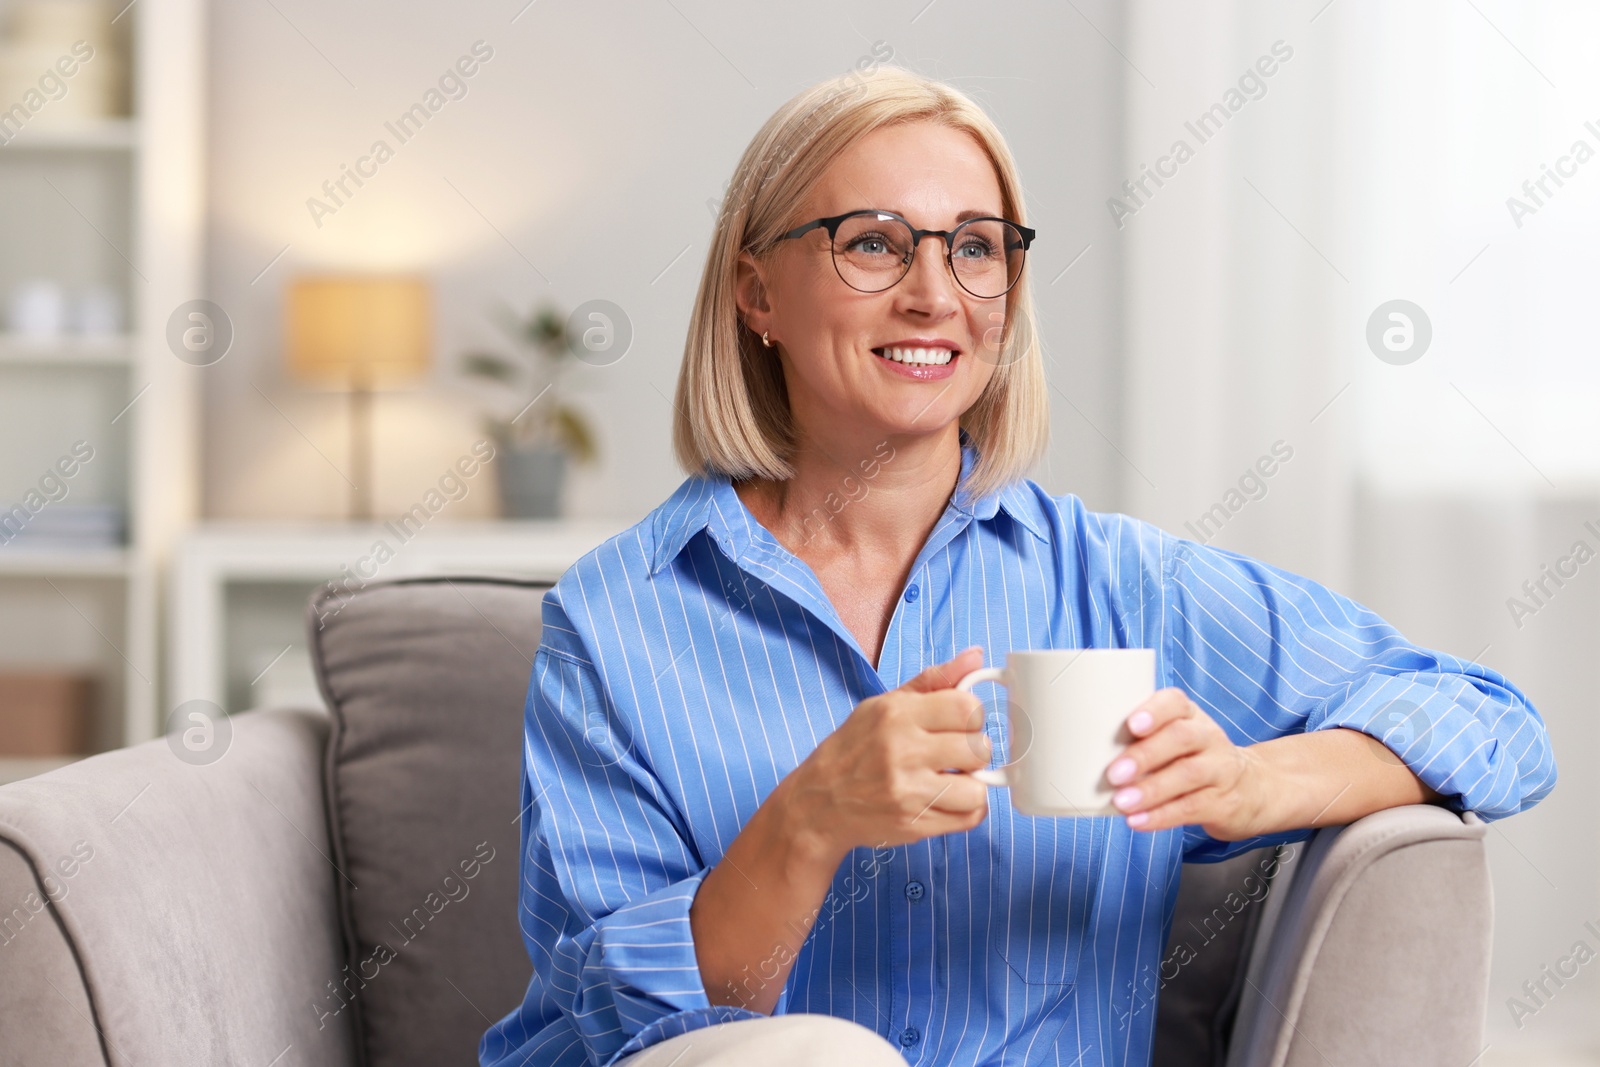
480, 68, 1555, 1067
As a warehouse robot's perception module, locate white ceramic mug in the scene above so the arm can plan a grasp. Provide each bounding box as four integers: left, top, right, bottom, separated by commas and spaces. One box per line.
957, 648, 1155, 816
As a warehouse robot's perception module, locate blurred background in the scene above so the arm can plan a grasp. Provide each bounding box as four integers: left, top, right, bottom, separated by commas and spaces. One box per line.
0, 0, 1594, 1060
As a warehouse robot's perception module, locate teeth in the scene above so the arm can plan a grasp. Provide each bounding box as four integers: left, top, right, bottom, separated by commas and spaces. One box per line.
878, 346, 955, 366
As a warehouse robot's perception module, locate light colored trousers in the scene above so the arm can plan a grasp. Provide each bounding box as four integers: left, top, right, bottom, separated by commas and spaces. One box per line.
614, 1014, 906, 1066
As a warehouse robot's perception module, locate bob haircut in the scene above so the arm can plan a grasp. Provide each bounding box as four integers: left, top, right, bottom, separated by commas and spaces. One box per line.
671, 65, 1049, 501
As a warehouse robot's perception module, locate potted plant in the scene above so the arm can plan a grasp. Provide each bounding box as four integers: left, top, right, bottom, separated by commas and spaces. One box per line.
461, 302, 598, 518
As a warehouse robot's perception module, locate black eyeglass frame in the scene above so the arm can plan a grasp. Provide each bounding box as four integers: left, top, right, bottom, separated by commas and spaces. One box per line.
775, 209, 1037, 299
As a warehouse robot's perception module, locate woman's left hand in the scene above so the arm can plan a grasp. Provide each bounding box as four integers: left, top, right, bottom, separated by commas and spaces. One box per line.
1104, 687, 1270, 840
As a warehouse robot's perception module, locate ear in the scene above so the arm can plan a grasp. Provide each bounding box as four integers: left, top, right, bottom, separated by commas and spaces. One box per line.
734, 249, 775, 339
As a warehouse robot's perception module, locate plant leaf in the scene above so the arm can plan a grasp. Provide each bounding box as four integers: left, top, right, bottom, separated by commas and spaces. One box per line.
551, 403, 598, 464
532, 306, 566, 348
461, 352, 522, 383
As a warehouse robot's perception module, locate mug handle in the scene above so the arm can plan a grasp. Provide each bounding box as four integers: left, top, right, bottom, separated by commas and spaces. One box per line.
955, 667, 1009, 787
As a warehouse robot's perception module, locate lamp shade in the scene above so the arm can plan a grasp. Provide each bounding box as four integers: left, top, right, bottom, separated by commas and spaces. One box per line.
286, 276, 431, 386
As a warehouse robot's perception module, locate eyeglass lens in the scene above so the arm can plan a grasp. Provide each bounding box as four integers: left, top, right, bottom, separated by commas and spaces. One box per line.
831, 213, 1024, 299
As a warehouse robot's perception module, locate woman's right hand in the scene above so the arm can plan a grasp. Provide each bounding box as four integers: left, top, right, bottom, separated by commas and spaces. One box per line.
694, 646, 992, 1012
778, 646, 993, 863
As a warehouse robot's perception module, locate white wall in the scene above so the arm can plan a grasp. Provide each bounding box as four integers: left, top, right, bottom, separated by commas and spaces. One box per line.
202, 0, 1128, 523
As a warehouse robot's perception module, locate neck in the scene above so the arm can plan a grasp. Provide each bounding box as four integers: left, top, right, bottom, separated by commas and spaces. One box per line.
735, 424, 965, 563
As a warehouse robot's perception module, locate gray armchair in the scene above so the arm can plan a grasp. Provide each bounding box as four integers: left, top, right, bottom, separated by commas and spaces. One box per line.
0, 576, 1493, 1066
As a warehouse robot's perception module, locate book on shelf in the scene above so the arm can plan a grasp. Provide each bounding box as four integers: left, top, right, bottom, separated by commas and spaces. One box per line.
0, 670, 93, 757
0, 503, 125, 551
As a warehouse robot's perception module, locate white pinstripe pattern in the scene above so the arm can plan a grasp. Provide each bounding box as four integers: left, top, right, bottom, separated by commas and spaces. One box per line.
480, 433, 1556, 1067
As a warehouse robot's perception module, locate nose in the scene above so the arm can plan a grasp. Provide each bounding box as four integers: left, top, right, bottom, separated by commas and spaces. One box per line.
893, 234, 961, 317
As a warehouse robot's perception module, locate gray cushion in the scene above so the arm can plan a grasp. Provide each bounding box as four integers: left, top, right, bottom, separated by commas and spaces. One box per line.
310, 577, 546, 1067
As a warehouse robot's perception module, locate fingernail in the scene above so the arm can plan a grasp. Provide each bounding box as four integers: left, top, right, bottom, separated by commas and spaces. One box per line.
1113, 787, 1141, 811
1127, 812, 1150, 828
1128, 711, 1153, 734
1106, 758, 1136, 785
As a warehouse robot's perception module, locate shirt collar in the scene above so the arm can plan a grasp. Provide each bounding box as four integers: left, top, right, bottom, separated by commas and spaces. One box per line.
648, 428, 1048, 576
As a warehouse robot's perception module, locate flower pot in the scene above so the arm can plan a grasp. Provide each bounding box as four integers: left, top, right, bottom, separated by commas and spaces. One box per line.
497, 442, 567, 518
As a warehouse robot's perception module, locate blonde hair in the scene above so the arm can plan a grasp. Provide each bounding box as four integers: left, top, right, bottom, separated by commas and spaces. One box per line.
671, 65, 1049, 500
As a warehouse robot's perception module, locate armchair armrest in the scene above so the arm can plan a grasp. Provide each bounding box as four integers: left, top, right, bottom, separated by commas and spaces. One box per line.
1225, 804, 1491, 1067
0, 707, 358, 1067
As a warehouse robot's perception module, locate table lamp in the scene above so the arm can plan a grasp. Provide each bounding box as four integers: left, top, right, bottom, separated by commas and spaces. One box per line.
286, 276, 431, 521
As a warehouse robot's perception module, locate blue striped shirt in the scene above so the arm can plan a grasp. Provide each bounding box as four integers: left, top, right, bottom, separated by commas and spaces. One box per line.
479, 432, 1556, 1067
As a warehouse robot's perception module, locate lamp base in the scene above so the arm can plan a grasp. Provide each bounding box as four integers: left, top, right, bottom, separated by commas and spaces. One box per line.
349, 382, 372, 521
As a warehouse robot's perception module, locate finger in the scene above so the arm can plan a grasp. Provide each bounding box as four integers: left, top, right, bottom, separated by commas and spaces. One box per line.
1125, 788, 1214, 833
1111, 752, 1215, 818
1123, 687, 1197, 739
924, 729, 991, 773
906, 689, 986, 734
909, 801, 989, 839
908, 773, 988, 820
899, 646, 985, 695
1106, 710, 1213, 785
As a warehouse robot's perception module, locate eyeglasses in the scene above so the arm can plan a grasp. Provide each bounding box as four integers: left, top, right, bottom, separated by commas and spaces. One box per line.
775, 209, 1035, 300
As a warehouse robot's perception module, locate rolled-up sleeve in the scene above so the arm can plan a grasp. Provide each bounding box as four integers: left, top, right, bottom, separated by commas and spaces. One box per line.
479, 613, 763, 1067
1145, 533, 1557, 862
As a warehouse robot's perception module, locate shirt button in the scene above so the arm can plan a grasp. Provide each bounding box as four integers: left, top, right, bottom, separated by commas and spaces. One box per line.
904, 880, 925, 902
899, 1026, 921, 1048
903, 583, 920, 603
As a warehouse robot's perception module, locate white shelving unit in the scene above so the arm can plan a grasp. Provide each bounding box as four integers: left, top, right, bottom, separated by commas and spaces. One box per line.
170, 520, 630, 716
0, 2, 205, 781
2, 117, 139, 151
0, 333, 135, 365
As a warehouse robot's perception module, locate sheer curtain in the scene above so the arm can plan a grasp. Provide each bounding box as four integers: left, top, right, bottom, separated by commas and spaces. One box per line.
1121, 2, 1600, 1060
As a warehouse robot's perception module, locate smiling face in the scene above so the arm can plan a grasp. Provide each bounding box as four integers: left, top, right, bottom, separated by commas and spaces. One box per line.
735, 121, 1010, 448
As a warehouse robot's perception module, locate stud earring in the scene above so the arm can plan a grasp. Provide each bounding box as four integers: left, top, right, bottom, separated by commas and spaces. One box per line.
761, 331, 774, 348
